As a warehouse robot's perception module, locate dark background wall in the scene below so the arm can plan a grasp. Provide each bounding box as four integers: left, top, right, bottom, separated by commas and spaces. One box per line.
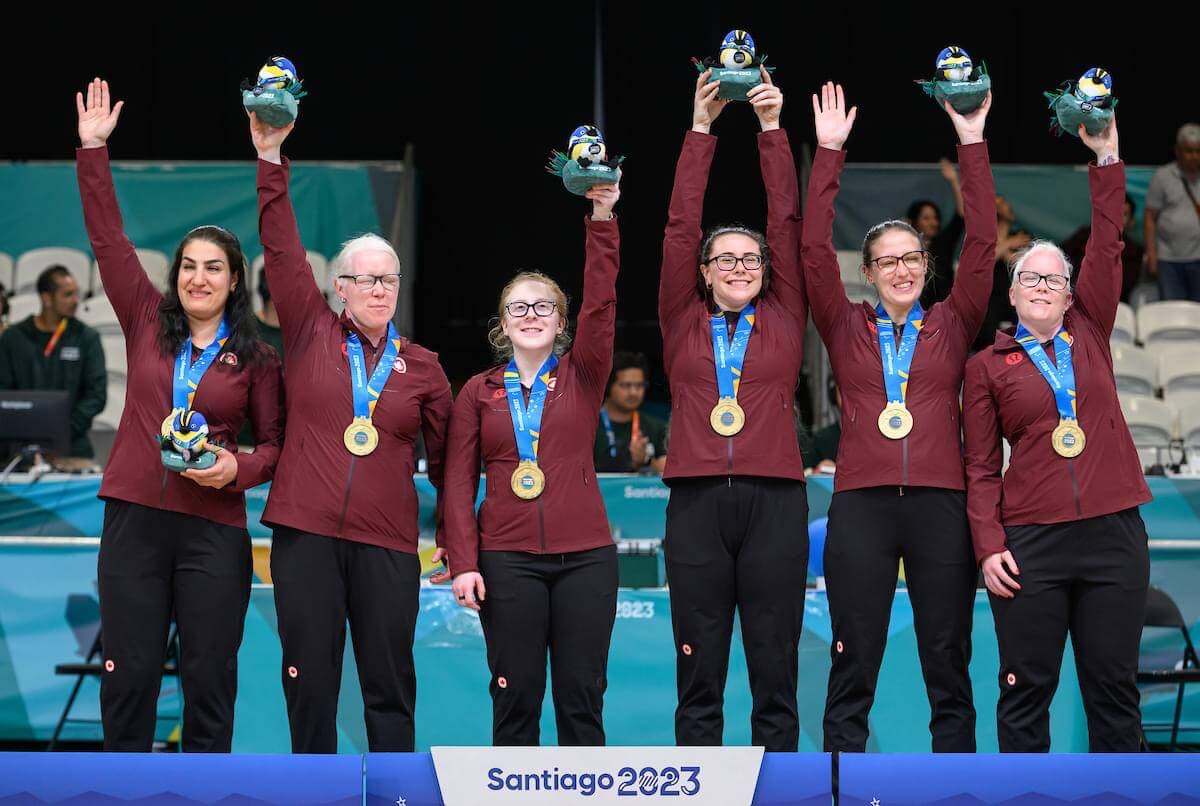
3, 10, 1187, 389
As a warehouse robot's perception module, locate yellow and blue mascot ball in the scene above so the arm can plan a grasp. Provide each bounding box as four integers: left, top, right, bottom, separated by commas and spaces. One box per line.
546, 125, 624, 197
241, 56, 307, 129
160, 409, 217, 472
1045, 67, 1115, 138
917, 46, 991, 114
692, 29, 775, 102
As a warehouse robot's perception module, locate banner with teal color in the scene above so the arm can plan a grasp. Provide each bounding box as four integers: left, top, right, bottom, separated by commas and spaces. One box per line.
833, 164, 1155, 249
0, 161, 382, 265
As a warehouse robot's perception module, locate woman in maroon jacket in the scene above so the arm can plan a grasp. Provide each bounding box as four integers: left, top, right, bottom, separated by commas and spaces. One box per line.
76, 79, 284, 752
803, 83, 996, 753
441, 180, 620, 746
249, 113, 452, 752
963, 118, 1150, 752
659, 69, 808, 752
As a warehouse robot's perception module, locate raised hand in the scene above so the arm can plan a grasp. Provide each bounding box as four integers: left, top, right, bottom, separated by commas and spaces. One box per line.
943, 91, 991, 146
1079, 115, 1119, 166
747, 66, 782, 132
812, 82, 857, 151
76, 78, 124, 148
693, 70, 731, 134
249, 111, 295, 165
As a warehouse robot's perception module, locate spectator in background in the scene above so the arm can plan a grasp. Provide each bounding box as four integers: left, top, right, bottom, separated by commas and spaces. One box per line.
238, 268, 286, 446
1145, 123, 1200, 301
974, 195, 1033, 350
0, 265, 106, 457
1060, 193, 1145, 303
912, 158, 966, 308
254, 267, 285, 362
594, 350, 668, 474
805, 380, 841, 476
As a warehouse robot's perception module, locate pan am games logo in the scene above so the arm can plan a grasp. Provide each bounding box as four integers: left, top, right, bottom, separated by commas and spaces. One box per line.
487, 765, 701, 797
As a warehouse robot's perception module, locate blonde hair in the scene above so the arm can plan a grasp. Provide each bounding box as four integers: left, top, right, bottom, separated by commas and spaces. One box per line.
1009, 240, 1073, 287
487, 271, 572, 362
330, 233, 401, 295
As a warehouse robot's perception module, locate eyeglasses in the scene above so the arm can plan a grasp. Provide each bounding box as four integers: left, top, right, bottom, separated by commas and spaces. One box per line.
339, 273, 401, 292
613, 381, 648, 391
1015, 270, 1069, 292
869, 250, 928, 273
505, 300, 558, 318
704, 253, 764, 272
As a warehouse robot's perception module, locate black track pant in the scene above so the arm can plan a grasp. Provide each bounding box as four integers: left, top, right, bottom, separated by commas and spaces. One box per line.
270, 527, 421, 753
663, 476, 810, 751
823, 486, 978, 753
991, 507, 1149, 752
98, 499, 251, 752
477, 545, 618, 746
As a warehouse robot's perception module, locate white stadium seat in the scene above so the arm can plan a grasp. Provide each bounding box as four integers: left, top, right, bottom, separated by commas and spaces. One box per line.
100, 333, 127, 382
1112, 302, 1136, 344
1156, 346, 1200, 397
0, 252, 13, 293
14, 247, 91, 295
1173, 392, 1200, 447
1111, 343, 1156, 396
76, 296, 120, 334
94, 379, 126, 432
92, 248, 171, 296
1138, 301, 1200, 345
253, 251, 337, 305
1119, 393, 1176, 470
4, 293, 40, 324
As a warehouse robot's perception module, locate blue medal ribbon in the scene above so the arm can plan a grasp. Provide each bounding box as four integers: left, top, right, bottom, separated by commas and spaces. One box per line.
874, 302, 924, 406
504, 354, 560, 464
710, 304, 756, 401
172, 318, 230, 411
599, 408, 618, 458
1014, 323, 1078, 423
346, 322, 402, 420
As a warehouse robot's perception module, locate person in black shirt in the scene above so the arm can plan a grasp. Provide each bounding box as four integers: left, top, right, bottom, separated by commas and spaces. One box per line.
593, 351, 668, 474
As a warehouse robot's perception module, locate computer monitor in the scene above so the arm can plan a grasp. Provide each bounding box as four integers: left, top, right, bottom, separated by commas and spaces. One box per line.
0, 390, 71, 460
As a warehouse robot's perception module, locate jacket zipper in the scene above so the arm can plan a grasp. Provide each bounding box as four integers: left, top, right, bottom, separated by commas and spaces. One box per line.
1066, 458, 1083, 517
158, 469, 170, 507
900, 436, 909, 496
726, 435, 734, 486
536, 495, 547, 552
335, 457, 358, 537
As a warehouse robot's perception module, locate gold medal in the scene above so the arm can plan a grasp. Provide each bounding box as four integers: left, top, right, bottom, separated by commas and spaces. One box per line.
710, 398, 746, 437
343, 418, 379, 456
1052, 419, 1086, 458
511, 460, 546, 500
878, 404, 914, 440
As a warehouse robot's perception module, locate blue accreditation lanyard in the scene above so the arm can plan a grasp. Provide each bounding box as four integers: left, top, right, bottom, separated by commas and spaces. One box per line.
172, 318, 230, 411
1014, 324, 1078, 422
345, 322, 402, 420
599, 407, 618, 458
504, 354, 559, 464
710, 304, 755, 401
874, 302, 923, 406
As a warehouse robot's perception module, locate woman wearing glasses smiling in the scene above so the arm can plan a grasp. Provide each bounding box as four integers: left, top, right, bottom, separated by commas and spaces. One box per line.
803, 83, 996, 753
658, 67, 809, 752
249, 113, 452, 752
963, 118, 1150, 752
441, 179, 621, 745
